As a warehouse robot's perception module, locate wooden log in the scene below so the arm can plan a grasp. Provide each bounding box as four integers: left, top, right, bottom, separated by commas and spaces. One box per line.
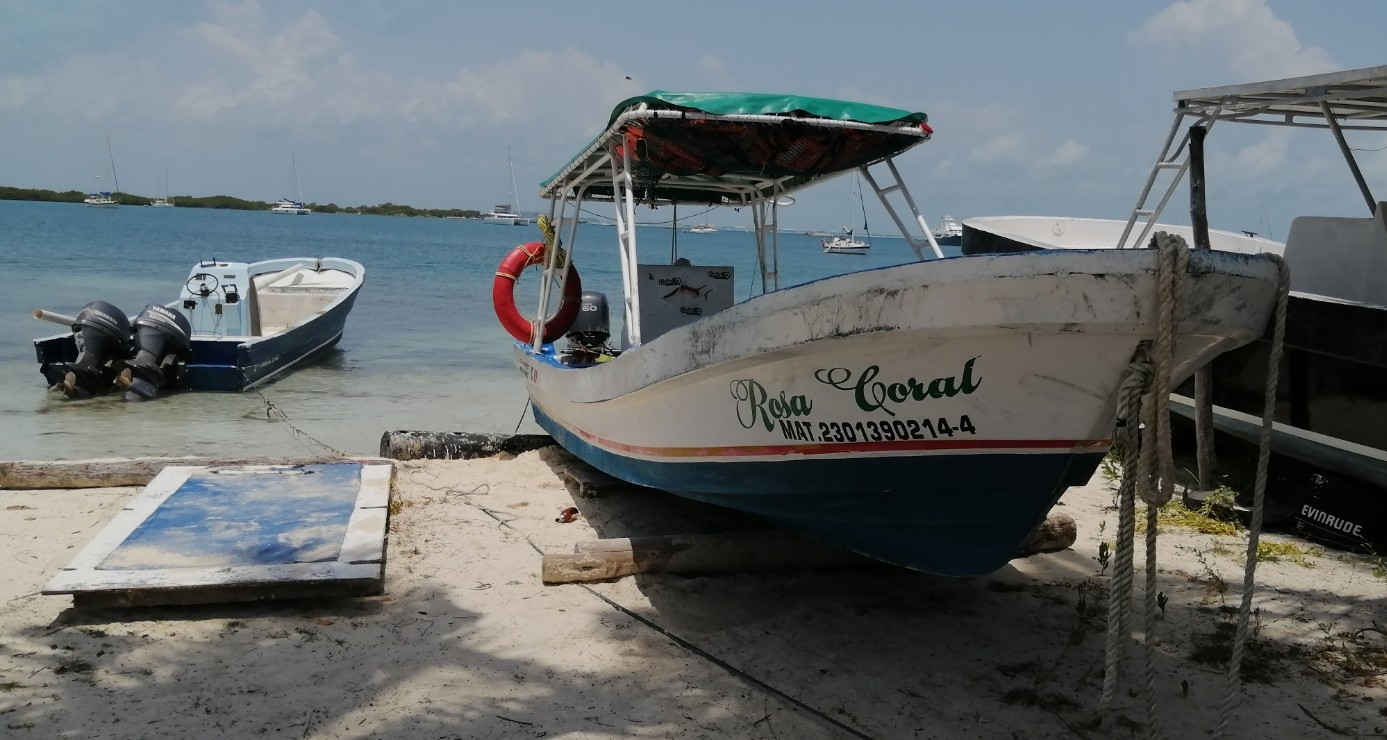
379, 431, 554, 461
1024, 513, 1077, 555
0, 456, 389, 490
542, 515, 1078, 584
561, 463, 647, 499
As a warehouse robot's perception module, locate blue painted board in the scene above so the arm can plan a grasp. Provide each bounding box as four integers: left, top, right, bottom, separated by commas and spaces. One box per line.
99, 463, 364, 570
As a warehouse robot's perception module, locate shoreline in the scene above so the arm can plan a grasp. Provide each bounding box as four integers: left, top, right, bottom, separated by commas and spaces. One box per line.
2, 447, 1384, 738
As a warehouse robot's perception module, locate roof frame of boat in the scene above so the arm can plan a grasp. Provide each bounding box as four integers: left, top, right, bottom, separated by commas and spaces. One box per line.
527, 92, 948, 349
1121, 64, 1387, 249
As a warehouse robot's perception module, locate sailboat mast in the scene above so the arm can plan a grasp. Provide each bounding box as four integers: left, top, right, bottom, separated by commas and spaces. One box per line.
106, 135, 120, 194
292, 153, 304, 202
857, 172, 869, 232
508, 147, 521, 215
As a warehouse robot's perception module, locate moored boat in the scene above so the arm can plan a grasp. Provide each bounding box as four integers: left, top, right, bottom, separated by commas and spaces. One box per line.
933, 215, 962, 247
961, 65, 1387, 554
270, 198, 312, 215
482, 204, 528, 225
495, 90, 1283, 576
83, 192, 118, 208
34, 257, 364, 400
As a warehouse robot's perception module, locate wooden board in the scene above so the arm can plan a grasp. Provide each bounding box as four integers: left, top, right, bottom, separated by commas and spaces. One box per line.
44, 462, 392, 607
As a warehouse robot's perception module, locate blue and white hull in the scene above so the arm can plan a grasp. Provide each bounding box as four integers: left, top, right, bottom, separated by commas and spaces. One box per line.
517, 249, 1282, 575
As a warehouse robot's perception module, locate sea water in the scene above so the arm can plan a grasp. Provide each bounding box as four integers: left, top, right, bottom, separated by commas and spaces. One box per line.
0, 200, 947, 461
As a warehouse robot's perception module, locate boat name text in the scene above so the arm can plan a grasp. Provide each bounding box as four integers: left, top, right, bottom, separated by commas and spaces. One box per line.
813, 358, 981, 417
729, 379, 812, 432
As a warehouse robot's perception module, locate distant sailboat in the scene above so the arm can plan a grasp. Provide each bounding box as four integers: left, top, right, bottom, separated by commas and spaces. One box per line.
821, 173, 871, 254
150, 168, 174, 207
270, 154, 312, 215
84, 136, 120, 208
483, 149, 529, 225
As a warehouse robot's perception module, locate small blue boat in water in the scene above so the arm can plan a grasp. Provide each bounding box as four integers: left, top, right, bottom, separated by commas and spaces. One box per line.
34, 257, 365, 399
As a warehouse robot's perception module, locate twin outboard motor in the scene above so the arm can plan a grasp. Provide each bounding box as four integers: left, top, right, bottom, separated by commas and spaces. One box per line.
122, 304, 192, 401
561, 291, 613, 364
58, 301, 132, 399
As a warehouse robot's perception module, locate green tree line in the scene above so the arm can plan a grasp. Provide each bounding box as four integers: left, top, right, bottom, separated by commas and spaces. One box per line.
0, 186, 482, 219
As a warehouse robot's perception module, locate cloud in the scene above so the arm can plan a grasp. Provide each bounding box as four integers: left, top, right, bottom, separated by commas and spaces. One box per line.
1041, 141, 1089, 169
694, 55, 735, 90
969, 134, 1027, 166
1131, 0, 1338, 79
2, 0, 633, 141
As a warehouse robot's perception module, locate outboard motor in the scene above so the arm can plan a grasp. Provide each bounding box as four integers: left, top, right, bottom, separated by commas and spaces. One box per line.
58, 301, 131, 399
121, 304, 192, 401
561, 290, 613, 364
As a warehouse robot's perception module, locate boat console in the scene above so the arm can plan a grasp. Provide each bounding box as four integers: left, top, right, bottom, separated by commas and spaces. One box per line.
180, 261, 253, 337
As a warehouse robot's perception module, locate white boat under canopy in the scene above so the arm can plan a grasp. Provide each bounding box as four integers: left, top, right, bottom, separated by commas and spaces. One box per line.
494, 90, 1284, 576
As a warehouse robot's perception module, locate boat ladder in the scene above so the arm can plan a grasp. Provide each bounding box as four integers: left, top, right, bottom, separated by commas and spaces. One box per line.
859, 158, 943, 260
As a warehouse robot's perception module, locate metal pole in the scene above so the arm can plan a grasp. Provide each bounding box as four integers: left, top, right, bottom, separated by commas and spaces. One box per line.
1189, 125, 1217, 492
1321, 101, 1377, 213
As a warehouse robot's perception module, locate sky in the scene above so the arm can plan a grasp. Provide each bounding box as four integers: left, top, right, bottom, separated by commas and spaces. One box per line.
3, 0, 1386, 237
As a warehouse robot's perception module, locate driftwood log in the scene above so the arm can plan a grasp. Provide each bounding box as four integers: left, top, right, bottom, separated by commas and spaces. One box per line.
379, 431, 554, 461
0, 456, 388, 490
542, 514, 1077, 584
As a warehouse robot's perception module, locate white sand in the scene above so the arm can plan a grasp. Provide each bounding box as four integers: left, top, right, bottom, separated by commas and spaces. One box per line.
2, 447, 1384, 739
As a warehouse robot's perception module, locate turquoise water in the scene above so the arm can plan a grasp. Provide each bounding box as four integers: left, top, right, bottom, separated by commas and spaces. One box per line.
0, 200, 943, 461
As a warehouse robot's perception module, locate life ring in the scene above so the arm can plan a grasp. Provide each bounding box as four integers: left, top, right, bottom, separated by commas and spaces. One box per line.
492, 241, 583, 344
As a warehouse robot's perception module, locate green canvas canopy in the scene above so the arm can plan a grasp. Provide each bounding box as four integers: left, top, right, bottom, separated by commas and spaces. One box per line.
540, 91, 932, 206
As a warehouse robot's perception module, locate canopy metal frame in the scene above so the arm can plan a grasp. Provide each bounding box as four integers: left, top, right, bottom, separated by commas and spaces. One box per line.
1120, 64, 1387, 251
531, 102, 946, 352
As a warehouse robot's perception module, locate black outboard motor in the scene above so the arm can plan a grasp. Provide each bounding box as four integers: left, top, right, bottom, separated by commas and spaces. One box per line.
58, 301, 131, 399
561, 290, 612, 364
121, 304, 192, 401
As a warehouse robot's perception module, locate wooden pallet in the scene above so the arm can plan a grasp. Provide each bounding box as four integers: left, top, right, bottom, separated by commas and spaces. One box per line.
44, 462, 392, 608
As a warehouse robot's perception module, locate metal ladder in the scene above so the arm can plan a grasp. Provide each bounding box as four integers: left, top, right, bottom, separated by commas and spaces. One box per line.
859, 158, 943, 260
1118, 112, 1210, 249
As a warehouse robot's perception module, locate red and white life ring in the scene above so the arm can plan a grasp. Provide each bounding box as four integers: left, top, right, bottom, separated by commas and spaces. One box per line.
492, 241, 583, 344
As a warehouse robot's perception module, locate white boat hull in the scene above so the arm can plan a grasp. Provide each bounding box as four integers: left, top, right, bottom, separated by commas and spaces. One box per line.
518, 249, 1281, 575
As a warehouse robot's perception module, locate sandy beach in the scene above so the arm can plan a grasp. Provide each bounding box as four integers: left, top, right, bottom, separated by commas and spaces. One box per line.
2, 445, 1384, 739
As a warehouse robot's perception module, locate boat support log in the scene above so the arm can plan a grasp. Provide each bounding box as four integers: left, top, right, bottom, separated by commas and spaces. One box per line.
542, 515, 1077, 583
378, 431, 556, 460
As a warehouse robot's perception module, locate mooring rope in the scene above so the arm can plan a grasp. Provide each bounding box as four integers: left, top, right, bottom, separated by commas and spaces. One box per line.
255, 390, 349, 457
1101, 232, 1188, 729
1215, 254, 1290, 738
1099, 347, 1150, 711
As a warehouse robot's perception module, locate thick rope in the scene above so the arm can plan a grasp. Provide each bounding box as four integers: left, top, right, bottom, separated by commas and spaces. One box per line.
1215, 255, 1291, 738
1099, 234, 1189, 735
1100, 350, 1150, 711
1141, 233, 1189, 739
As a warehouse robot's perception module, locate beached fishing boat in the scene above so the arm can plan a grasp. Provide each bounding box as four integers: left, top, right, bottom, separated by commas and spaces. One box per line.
34, 257, 364, 400
493, 90, 1283, 576
959, 65, 1387, 554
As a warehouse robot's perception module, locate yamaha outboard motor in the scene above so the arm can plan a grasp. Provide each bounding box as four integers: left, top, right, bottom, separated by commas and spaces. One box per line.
561, 291, 612, 364
58, 301, 131, 399
122, 304, 192, 401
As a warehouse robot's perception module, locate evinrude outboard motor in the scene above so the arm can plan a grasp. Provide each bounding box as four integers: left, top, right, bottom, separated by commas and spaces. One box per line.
58, 301, 131, 399
561, 290, 613, 364
122, 304, 192, 401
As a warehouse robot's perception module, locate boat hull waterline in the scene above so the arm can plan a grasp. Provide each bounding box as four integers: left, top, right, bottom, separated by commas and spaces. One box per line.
517, 249, 1282, 575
